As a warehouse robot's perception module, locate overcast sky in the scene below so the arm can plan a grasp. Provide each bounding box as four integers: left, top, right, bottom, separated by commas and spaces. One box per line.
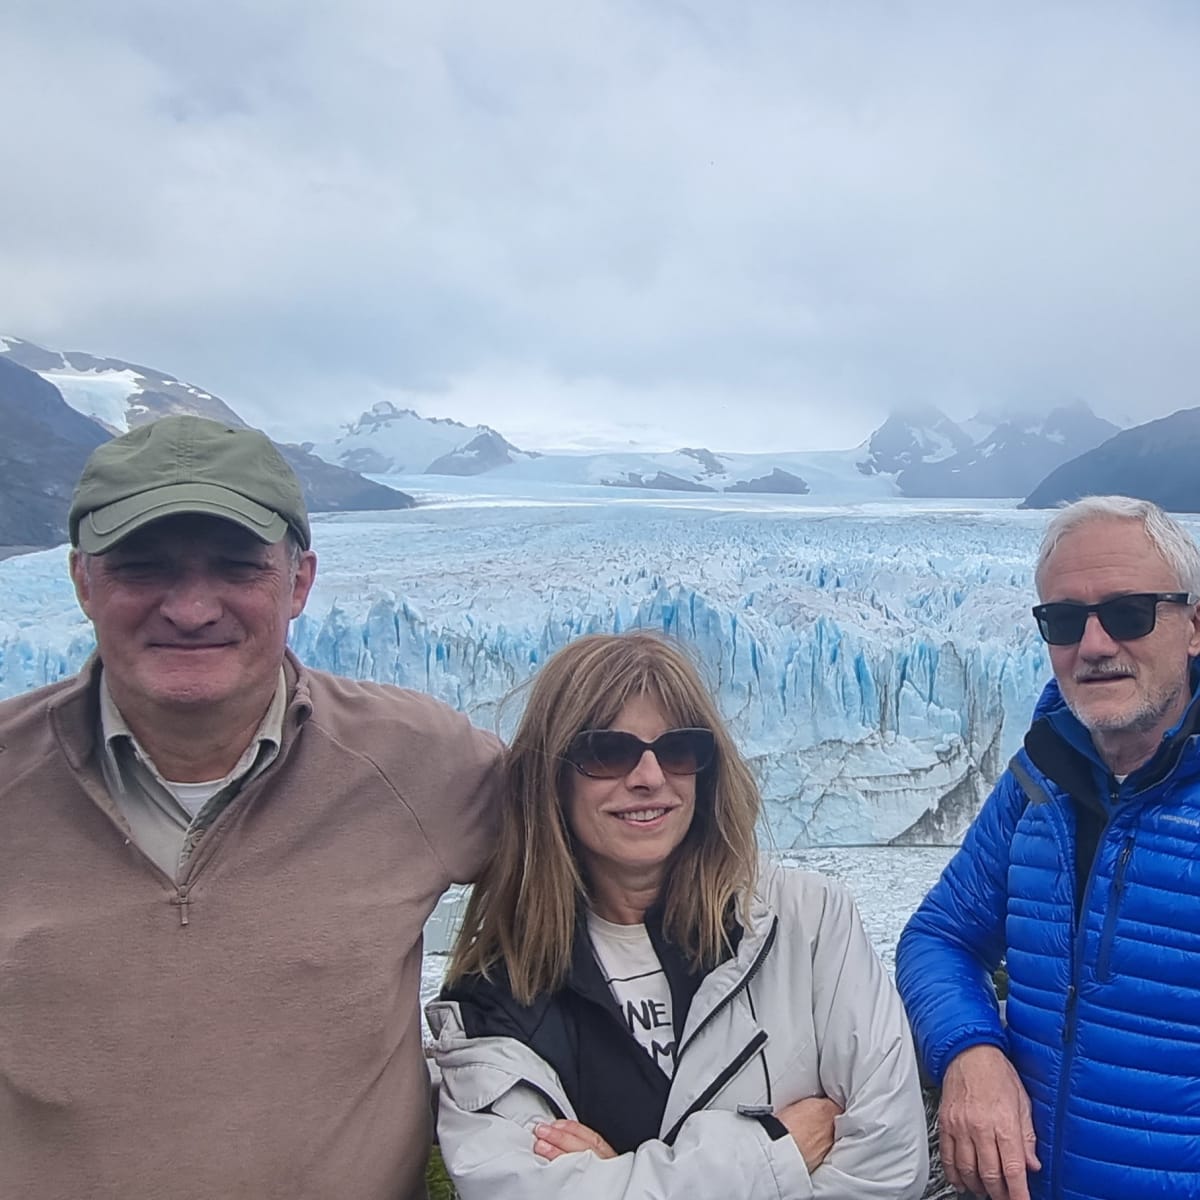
2, 2, 1198, 453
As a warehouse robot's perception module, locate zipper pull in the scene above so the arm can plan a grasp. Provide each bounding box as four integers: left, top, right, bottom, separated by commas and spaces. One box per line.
176, 884, 190, 927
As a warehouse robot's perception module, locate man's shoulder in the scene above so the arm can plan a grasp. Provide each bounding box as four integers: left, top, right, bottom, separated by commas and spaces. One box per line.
0, 673, 88, 733
298, 666, 501, 755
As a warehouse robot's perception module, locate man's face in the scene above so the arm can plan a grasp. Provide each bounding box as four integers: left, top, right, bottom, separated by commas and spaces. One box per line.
1039, 517, 1200, 764
70, 514, 316, 723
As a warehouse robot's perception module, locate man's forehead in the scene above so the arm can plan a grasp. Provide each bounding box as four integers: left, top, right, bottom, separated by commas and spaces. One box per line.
103, 514, 277, 555
1041, 518, 1176, 588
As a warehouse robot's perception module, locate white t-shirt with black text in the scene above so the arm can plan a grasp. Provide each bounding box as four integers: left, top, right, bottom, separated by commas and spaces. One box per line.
586, 911, 676, 1078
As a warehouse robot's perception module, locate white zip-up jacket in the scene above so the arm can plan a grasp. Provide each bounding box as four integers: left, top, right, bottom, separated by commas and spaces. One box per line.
426, 864, 928, 1199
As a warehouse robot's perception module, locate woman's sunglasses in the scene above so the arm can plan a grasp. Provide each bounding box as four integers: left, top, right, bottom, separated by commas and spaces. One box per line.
563, 727, 715, 779
1031, 592, 1193, 646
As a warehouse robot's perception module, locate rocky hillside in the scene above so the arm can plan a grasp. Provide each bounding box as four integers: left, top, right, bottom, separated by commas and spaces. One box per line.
1022, 407, 1200, 511
0, 357, 110, 549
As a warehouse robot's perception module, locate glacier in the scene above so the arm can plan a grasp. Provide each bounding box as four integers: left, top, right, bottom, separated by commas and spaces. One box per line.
0, 480, 1150, 847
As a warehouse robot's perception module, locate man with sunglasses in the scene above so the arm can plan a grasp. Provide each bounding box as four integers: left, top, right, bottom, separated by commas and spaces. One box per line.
897, 495, 1200, 1200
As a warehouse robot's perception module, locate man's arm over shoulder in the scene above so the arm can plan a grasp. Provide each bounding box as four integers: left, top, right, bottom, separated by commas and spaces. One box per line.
896, 766, 1027, 1085
303, 670, 503, 884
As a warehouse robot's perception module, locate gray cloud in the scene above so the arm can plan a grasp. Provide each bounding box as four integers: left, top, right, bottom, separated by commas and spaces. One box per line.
2, 0, 1198, 451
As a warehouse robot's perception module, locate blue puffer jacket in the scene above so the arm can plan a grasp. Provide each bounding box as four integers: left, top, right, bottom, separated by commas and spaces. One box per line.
897, 673, 1200, 1200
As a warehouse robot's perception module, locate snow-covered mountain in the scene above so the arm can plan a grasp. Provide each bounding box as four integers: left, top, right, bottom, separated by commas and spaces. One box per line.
0, 492, 1069, 847
307, 398, 1121, 500
308, 404, 909, 497
0, 335, 245, 433
855, 405, 974, 476
0, 336, 415, 547
896, 401, 1120, 498
308, 401, 539, 476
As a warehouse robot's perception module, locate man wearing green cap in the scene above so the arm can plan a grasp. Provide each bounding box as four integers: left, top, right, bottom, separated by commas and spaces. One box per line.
0, 416, 502, 1200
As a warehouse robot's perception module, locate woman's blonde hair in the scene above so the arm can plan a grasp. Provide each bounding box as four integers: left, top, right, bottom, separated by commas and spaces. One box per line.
447, 631, 762, 1005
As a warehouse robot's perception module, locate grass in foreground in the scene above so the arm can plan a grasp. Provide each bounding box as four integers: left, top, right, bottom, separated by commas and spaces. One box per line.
426, 1147, 456, 1200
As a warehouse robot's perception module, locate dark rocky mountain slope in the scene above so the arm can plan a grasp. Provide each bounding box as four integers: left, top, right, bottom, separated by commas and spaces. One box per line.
1022, 407, 1200, 512
0, 357, 110, 548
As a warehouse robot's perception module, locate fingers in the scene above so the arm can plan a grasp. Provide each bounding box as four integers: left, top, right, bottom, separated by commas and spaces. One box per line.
941, 1128, 1032, 1200
533, 1120, 616, 1161
975, 1131, 1031, 1200
939, 1126, 967, 1193
1022, 1111, 1042, 1172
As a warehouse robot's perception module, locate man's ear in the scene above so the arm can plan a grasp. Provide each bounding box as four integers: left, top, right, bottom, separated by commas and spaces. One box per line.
69, 550, 93, 619
290, 551, 317, 619
1187, 599, 1200, 659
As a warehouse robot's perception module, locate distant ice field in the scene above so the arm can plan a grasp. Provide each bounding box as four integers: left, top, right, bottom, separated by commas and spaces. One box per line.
7, 485, 1197, 846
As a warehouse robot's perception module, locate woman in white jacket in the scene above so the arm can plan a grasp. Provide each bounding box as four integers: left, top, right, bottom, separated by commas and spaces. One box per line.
427, 632, 928, 1199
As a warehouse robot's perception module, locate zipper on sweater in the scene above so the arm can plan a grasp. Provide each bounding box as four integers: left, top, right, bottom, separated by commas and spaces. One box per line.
674, 916, 778, 1064
173, 884, 191, 927
1095, 836, 1135, 982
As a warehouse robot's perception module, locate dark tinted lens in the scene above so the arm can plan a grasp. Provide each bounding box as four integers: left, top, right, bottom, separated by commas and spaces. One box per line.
565, 728, 716, 778
1034, 603, 1088, 645
653, 728, 715, 775
1034, 595, 1161, 645
567, 731, 643, 778
1095, 595, 1159, 640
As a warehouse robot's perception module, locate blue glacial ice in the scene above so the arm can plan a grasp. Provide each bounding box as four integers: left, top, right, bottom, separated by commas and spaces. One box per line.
0, 486, 1105, 847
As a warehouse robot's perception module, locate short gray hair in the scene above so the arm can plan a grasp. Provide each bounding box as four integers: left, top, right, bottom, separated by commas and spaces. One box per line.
283, 529, 303, 571
1035, 495, 1200, 598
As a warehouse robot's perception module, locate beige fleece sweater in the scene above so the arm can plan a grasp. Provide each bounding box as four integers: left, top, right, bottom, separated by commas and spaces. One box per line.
0, 652, 501, 1200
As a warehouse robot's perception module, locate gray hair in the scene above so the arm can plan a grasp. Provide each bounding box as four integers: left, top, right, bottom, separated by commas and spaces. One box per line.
1035, 495, 1200, 598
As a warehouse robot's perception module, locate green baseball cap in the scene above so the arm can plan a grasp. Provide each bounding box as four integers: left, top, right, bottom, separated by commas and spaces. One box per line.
69, 415, 311, 553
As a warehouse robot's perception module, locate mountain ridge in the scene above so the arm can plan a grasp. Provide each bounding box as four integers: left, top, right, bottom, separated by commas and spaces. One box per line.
0, 337, 415, 550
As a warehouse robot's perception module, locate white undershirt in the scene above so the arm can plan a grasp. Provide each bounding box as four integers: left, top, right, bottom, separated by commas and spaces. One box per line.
164, 777, 231, 818
587, 911, 677, 1078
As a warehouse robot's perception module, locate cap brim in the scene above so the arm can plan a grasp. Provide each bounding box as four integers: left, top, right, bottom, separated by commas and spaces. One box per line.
76, 483, 289, 553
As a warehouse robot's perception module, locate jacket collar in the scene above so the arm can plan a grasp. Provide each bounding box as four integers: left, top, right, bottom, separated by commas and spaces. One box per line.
47, 648, 314, 774
1023, 659, 1200, 800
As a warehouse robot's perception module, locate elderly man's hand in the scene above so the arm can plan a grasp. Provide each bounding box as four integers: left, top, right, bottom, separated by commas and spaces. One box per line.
776, 1095, 844, 1172
940, 1045, 1040, 1199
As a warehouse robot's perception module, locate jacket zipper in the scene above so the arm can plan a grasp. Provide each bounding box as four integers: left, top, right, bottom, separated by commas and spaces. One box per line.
1051, 799, 1097, 1200
661, 917, 778, 1145
674, 916, 778, 1063
663, 1030, 769, 1145
1095, 836, 1134, 982
1051, 776, 1129, 1200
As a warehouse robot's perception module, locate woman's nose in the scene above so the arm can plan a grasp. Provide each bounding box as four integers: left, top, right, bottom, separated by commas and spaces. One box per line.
625, 748, 666, 787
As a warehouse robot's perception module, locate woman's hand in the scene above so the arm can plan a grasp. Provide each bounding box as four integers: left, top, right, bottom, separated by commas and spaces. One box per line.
776, 1096, 844, 1172
533, 1119, 617, 1161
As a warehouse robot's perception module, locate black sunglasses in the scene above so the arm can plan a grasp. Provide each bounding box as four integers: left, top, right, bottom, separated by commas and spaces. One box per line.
1032, 592, 1193, 646
563, 727, 716, 779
